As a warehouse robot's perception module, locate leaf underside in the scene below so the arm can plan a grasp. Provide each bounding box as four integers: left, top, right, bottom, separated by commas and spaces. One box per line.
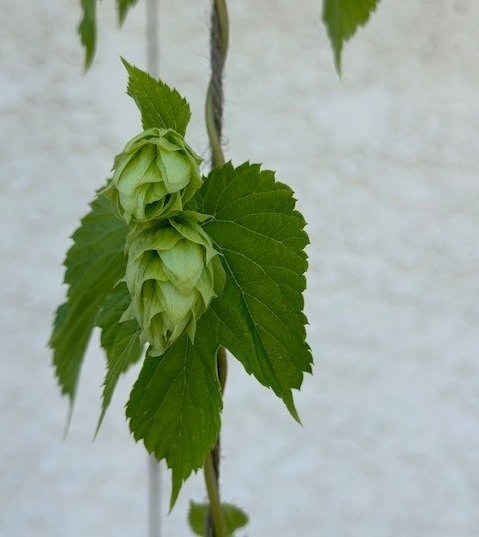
95, 282, 144, 434
49, 193, 129, 404
322, 0, 381, 73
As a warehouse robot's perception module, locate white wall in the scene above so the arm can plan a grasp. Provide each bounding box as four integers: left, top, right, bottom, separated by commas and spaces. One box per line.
1, 1, 479, 535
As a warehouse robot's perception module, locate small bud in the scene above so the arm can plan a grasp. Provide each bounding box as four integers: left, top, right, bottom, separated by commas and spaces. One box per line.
122, 213, 226, 355
103, 128, 202, 224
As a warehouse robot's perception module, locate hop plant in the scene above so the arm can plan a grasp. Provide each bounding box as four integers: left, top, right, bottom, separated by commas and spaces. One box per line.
122, 213, 226, 356
103, 127, 203, 224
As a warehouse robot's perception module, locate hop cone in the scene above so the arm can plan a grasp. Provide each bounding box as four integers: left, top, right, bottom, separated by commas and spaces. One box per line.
122, 213, 226, 355
103, 128, 202, 224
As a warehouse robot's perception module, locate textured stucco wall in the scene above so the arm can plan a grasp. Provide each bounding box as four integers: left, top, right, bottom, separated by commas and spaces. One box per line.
2, 1, 479, 536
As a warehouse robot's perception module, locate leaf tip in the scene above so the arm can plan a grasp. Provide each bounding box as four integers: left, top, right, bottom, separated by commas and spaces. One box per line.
62, 400, 75, 440
93, 409, 107, 441
120, 56, 131, 70
169, 471, 183, 512
334, 57, 342, 78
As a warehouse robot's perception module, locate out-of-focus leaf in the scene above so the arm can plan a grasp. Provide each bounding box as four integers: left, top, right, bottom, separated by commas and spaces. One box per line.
322, 0, 381, 73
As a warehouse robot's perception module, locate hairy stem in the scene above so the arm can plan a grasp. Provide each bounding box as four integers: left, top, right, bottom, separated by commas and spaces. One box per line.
204, 1, 229, 534
206, 0, 229, 167
205, 2, 229, 536
204, 451, 227, 537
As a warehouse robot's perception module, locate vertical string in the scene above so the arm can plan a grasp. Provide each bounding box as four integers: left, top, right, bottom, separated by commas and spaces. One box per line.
146, 3, 161, 537
148, 454, 161, 537
146, 0, 160, 78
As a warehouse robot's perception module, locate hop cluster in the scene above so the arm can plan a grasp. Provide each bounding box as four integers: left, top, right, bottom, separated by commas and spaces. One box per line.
105, 128, 225, 355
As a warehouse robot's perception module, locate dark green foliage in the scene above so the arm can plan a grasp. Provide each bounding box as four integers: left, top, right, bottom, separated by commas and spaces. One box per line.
126, 331, 223, 507
51, 63, 312, 508
78, 0, 96, 70
122, 59, 192, 136
49, 194, 129, 403
322, 0, 381, 73
198, 162, 312, 420
96, 282, 143, 432
78, 0, 141, 69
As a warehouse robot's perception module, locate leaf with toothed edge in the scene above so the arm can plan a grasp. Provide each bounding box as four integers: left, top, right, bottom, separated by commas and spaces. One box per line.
49, 193, 129, 405
122, 60, 192, 136
197, 161, 312, 420
322, 0, 381, 74
126, 162, 311, 506
78, 0, 143, 69
95, 282, 144, 435
78, 0, 97, 70
126, 322, 222, 508
117, 0, 140, 25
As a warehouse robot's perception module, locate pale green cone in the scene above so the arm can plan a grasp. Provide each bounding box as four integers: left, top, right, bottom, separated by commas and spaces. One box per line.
122, 213, 226, 356
102, 128, 203, 224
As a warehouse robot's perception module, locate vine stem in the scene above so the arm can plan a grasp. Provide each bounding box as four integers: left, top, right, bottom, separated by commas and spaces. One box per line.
146, 2, 161, 537
206, 0, 229, 168
204, 348, 228, 537
204, 451, 227, 537
204, 1, 229, 536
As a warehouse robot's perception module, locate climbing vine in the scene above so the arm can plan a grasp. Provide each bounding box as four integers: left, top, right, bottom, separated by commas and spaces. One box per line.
50, 1, 381, 535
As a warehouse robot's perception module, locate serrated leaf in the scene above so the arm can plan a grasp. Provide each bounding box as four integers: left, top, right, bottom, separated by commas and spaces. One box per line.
78, 0, 97, 70
49, 194, 129, 403
126, 323, 222, 508
117, 0, 140, 25
197, 162, 312, 421
322, 0, 380, 74
122, 59, 191, 136
188, 501, 249, 536
95, 282, 144, 434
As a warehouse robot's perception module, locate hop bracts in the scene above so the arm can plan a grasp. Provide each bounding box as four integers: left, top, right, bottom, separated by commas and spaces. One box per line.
103, 128, 203, 224
122, 212, 226, 356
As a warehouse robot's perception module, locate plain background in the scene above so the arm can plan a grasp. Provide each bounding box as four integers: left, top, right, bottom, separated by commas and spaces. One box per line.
2, 0, 479, 535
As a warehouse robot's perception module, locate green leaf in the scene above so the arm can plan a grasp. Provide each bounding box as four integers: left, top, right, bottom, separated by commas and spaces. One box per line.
197, 162, 312, 421
125, 162, 311, 502
78, 0, 142, 69
49, 193, 129, 404
122, 59, 191, 136
322, 0, 381, 74
126, 324, 222, 508
95, 282, 144, 434
78, 0, 97, 70
188, 501, 249, 536
117, 0, 140, 25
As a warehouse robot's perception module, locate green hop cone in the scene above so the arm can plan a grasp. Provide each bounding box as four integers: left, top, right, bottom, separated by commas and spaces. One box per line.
103, 128, 203, 224
122, 213, 226, 356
